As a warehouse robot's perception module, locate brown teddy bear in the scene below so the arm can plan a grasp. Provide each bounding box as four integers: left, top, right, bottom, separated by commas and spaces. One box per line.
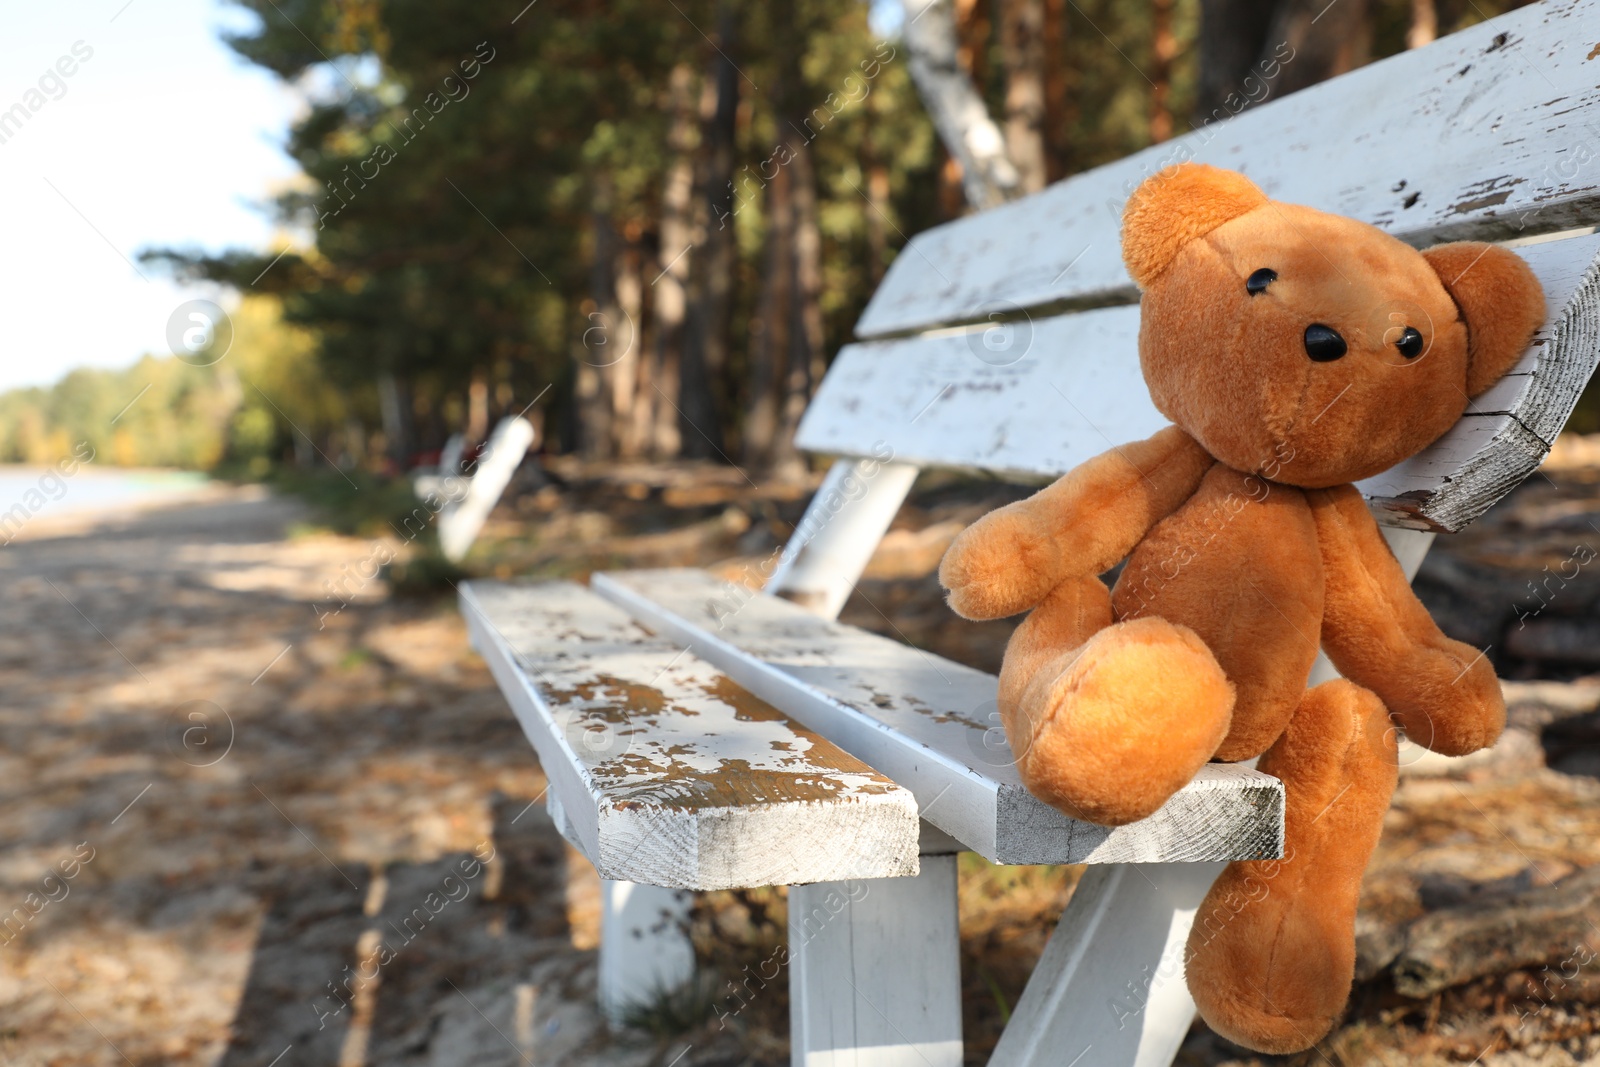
939, 163, 1546, 1053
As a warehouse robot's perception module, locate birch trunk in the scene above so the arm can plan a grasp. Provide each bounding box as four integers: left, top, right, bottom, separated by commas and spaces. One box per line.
902, 0, 1021, 209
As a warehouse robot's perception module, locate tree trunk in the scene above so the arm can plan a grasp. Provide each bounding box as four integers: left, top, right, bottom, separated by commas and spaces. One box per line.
777, 132, 825, 479
745, 160, 793, 468
650, 62, 699, 459
998, 0, 1047, 193
902, 0, 1021, 210
580, 179, 620, 459
680, 0, 738, 460
613, 230, 647, 458
378, 368, 411, 468
1150, 0, 1177, 143
1258, 0, 1369, 100
1407, 0, 1437, 49
1194, 0, 1276, 120
956, 0, 991, 89
863, 105, 891, 286
1195, 0, 1369, 122
466, 371, 489, 446
1042, 0, 1069, 182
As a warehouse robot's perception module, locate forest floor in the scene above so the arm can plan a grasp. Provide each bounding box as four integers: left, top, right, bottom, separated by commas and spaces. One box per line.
3, 442, 1600, 1066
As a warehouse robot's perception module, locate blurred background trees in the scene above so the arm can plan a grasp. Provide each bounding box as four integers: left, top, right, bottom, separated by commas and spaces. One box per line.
0, 0, 1549, 477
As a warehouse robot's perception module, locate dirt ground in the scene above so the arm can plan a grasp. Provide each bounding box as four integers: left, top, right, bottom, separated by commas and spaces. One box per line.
3, 448, 1600, 1066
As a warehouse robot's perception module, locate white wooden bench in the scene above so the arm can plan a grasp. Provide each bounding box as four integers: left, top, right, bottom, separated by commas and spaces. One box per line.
462, 3, 1600, 1062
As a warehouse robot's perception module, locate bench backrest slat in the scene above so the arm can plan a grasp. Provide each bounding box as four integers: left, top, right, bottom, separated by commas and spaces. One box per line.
855, 0, 1600, 340
797, 231, 1600, 531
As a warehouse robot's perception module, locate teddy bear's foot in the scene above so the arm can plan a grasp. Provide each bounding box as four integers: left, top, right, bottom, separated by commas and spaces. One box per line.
1185, 680, 1398, 1054
1008, 616, 1234, 826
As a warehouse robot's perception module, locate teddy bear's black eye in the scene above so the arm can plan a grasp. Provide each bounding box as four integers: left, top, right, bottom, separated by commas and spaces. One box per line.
1395, 326, 1424, 359
1304, 324, 1347, 362
1246, 268, 1277, 296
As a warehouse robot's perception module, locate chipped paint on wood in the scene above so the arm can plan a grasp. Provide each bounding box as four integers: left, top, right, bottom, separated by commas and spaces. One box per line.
594, 569, 1287, 865
460, 579, 919, 889
855, 0, 1600, 338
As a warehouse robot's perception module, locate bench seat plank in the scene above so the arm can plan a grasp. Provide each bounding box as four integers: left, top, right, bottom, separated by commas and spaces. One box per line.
591, 569, 1285, 866
855, 0, 1600, 338
459, 580, 920, 889
799, 232, 1600, 532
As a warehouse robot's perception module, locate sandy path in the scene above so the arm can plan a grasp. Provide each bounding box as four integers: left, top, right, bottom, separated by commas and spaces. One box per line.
0, 487, 650, 1066
7, 475, 1600, 1066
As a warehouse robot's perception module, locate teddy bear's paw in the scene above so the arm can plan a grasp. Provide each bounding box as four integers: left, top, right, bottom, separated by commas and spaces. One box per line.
1009, 617, 1234, 826
1185, 966, 1342, 1055
1386, 640, 1506, 757
939, 509, 1063, 620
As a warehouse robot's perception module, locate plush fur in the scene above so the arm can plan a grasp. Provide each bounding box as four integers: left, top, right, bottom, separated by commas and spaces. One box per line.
938, 163, 1546, 1053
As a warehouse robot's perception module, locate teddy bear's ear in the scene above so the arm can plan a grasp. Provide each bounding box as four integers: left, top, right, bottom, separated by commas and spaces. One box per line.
1121, 163, 1267, 288
1421, 242, 1546, 398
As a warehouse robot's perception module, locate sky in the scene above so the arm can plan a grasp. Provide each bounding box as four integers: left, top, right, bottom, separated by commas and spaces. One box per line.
0, 0, 303, 393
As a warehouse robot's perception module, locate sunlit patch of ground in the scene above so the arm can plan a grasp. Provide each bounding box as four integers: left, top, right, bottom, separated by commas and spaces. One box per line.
2, 450, 1599, 1066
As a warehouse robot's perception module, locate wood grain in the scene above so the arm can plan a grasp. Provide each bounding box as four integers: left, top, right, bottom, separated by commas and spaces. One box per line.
459, 579, 919, 889
1392, 864, 1600, 998
798, 232, 1600, 532
856, 0, 1600, 338
592, 569, 1285, 865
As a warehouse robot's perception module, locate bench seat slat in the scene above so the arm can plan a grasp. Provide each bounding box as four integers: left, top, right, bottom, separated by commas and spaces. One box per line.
799, 232, 1600, 532
591, 569, 1286, 866
856, 0, 1600, 338
459, 580, 920, 889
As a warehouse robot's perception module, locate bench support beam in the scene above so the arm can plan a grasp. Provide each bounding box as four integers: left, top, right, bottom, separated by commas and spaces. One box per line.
598, 880, 696, 1025
765, 456, 920, 616
790, 856, 963, 1067
990, 862, 1224, 1067
765, 457, 965, 1065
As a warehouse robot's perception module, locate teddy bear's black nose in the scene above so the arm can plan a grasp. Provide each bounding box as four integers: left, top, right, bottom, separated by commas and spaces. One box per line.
1304, 324, 1347, 362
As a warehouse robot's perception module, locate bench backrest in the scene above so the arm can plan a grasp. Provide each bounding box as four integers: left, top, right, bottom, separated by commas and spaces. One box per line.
796, 0, 1600, 534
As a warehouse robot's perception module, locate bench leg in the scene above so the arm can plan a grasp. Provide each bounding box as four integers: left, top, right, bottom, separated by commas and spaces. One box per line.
764, 456, 920, 617
598, 880, 695, 1025
989, 862, 1223, 1067
789, 856, 963, 1067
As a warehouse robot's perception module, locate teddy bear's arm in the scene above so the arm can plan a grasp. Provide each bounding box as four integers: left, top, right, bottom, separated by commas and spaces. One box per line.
1309, 484, 1505, 756
939, 425, 1213, 620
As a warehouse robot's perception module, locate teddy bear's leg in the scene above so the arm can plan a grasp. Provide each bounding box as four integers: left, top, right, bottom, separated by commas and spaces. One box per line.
1184, 679, 1397, 1054
998, 576, 1235, 826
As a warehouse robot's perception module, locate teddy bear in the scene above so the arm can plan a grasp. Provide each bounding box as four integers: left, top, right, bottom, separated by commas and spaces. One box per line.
938, 163, 1546, 1053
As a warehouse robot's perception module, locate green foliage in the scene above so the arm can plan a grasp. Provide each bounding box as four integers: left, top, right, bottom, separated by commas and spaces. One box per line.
12, 0, 1580, 474
269, 466, 422, 537
145, 0, 945, 458
0, 297, 331, 472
